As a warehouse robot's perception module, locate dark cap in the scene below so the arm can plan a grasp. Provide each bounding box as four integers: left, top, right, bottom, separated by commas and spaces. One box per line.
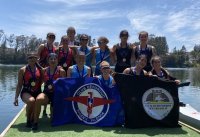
47, 32, 56, 37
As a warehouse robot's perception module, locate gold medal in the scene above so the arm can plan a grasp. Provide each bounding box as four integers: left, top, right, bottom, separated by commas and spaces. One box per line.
123, 58, 126, 62
48, 85, 53, 90
63, 63, 67, 67
31, 82, 36, 87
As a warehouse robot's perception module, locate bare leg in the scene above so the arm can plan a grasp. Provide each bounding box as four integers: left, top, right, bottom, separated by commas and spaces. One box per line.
21, 93, 35, 127
32, 93, 49, 130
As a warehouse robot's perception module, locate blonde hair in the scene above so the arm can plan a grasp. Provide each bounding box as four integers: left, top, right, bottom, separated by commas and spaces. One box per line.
100, 61, 110, 68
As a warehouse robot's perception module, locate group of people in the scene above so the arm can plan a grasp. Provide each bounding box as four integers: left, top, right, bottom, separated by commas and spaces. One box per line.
13, 26, 180, 130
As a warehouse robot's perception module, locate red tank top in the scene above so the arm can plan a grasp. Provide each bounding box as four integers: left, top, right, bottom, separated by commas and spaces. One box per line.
58, 47, 73, 70
23, 65, 42, 91
39, 44, 56, 68
43, 66, 61, 83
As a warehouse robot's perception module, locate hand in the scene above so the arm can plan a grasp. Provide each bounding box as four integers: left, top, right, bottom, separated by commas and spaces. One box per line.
13, 98, 19, 106
175, 80, 181, 85
111, 72, 116, 77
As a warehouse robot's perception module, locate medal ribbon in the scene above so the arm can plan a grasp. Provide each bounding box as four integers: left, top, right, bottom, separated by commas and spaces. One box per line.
76, 65, 85, 78
28, 65, 36, 80
62, 48, 69, 65
47, 66, 58, 81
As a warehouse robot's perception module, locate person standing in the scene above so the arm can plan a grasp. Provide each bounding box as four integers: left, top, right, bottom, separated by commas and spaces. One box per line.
133, 31, 156, 72
112, 30, 135, 73
93, 36, 112, 75
77, 34, 98, 76
37, 32, 57, 68
57, 35, 76, 75
66, 26, 80, 46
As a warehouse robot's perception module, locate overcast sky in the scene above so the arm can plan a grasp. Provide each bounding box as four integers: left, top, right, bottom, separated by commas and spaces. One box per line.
1, 0, 200, 51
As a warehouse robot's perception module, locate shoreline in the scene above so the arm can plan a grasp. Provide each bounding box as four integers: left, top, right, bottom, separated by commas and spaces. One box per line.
0, 105, 26, 137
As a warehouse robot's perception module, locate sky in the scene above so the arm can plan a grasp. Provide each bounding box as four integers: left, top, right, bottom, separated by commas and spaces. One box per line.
0, 0, 200, 52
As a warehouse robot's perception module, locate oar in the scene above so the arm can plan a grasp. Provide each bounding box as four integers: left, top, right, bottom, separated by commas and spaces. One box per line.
177, 81, 190, 88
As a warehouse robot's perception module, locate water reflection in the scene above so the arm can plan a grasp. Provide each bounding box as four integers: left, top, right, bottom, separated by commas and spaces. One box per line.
0, 65, 24, 134
167, 68, 200, 111
167, 68, 200, 87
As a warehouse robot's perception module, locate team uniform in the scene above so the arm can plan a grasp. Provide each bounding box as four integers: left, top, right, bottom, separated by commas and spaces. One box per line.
98, 75, 113, 88
57, 47, 73, 73
43, 66, 61, 104
39, 44, 56, 68
135, 45, 153, 72
128, 67, 145, 76
77, 46, 92, 67
70, 64, 89, 78
115, 43, 132, 73
20, 65, 42, 99
151, 68, 176, 81
95, 49, 110, 75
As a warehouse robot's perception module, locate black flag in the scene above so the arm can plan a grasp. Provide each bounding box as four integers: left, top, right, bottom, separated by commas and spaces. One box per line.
114, 73, 179, 128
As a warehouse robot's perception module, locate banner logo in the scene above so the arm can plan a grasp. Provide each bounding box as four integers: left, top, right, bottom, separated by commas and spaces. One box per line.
65, 83, 114, 124
142, 87, 174, 120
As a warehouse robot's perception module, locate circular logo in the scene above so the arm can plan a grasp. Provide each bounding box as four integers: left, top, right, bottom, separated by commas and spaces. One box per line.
72, 83, 109, 124
142, 87, 174, 120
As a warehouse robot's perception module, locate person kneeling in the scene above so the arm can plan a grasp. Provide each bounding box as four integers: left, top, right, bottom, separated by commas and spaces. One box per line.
32, 53, 65, 130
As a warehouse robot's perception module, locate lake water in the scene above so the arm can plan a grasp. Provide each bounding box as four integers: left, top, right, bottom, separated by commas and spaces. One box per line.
0, 65, 200, 133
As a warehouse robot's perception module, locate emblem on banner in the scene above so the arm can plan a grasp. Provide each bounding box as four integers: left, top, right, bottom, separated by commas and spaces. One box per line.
142, 87, 174, 120
65, 83, 114, 124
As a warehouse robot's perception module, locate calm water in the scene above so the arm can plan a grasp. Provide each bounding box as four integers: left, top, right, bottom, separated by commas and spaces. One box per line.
0, 65, 200, 133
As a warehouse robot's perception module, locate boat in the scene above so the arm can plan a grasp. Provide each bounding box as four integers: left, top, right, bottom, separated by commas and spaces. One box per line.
179, 104, 200, 130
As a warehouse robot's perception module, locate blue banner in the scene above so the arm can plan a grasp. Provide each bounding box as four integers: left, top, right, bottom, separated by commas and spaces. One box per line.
52, 77, 124, 127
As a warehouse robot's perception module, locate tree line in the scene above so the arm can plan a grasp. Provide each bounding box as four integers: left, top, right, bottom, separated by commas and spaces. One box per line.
0, 29, 199, 67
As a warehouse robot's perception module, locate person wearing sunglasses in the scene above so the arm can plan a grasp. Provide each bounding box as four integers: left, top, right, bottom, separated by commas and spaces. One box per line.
56, 35, 76, 75
32, 53, 66, 130
37, 32, 57, 68
133, 31, 157, 72
112, 30, 135, 73
14, 52, 43, 129
67, 52, 91, 78
123, 54, 148, 76
76, 34, 98, 76
93, 36, 112, 76
97, 61, 115, 87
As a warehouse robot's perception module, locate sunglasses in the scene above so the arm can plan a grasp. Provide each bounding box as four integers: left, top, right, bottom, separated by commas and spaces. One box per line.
101, 66, 110, 69
62, 39, 68, 42
81, 39, 88, 41
97, 41, 104, 45
48, 36, 55, 39
28, 57, 37, 59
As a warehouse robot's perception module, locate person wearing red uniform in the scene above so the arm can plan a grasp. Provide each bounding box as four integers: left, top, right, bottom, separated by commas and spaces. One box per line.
57, 35, 76, 75
14, 52, 43, 129
37, 32, 57, 68
32, 53, 65, 130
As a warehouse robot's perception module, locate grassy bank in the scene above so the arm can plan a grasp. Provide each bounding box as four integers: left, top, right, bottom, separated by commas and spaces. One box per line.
4, 107, 200, 137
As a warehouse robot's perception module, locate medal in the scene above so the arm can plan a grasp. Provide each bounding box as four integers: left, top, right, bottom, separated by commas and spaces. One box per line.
63, 63, 67, 67
31, 81, 36, 87
123, 58, 126, 62
48, 84, 53, 90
